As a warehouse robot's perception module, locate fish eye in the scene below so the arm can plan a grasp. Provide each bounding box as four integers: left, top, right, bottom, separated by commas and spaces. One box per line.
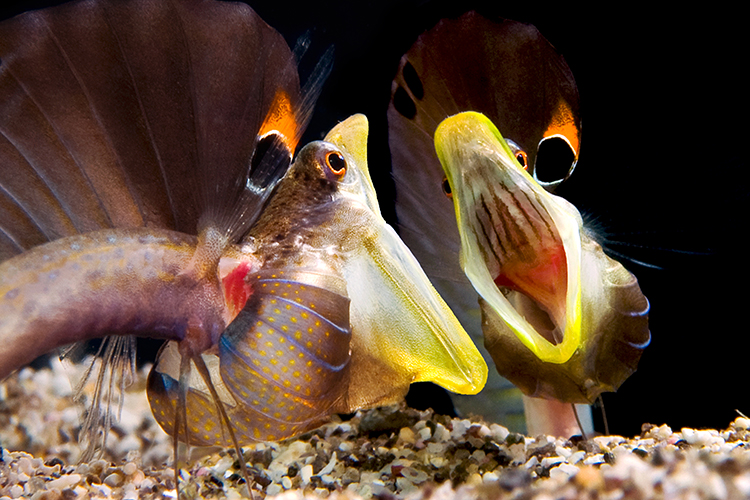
505, 139, 528, 170
441, 177, 453, 198
325, 151, 347, 178
534, 135, 577, 185
515, 150, 528, 170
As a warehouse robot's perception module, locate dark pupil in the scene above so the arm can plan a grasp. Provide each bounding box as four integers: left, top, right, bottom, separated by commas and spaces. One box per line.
328, 152, 346, 172
441, 177, 452, 195
515, 153, 527, 168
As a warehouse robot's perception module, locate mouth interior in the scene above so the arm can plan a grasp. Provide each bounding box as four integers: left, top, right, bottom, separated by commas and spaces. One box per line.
493, 242, 568, 346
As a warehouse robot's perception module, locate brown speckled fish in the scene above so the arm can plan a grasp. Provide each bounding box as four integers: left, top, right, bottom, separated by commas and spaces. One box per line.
0, 0, 486, 465
388, 12, 650, 436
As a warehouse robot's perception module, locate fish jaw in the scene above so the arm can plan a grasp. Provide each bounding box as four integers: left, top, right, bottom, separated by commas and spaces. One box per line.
435, 111, 583, 364
323, 115, 488, 403
434, 112, 650, 403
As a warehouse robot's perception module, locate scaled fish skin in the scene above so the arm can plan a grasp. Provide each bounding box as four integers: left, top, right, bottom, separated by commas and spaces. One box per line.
0, 0, 486, 459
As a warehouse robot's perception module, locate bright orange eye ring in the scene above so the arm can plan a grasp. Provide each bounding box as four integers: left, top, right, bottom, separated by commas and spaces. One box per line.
325, 151, 346, 177
515, 150, 528, 170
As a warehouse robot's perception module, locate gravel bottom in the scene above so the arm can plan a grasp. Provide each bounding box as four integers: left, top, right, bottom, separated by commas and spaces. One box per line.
2, 362, 750, 499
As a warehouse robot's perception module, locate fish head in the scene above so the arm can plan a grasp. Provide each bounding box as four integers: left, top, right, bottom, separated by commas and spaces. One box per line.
304, 114, 488, 408
435, 111, 650, 403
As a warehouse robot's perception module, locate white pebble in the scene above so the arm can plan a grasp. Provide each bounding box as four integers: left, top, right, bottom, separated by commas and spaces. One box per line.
265, 483, 282, 496
122, 462, 138, 476
321, 474, 336, 486
317, 452, 337, 476
432, 423, 450, 442
490, 423, 510, 442
483, 471, 499, 483
583, 454, 605, 465
396, 476, 417, 495
450, 419, 471, 439
418, 426, 432, 440
400, 467, 428, 484
16, 457, 33, 476
47, 474, 82, 490
541, 456, 565, 468
8, 485, 23, 499
300, 464, 313, 485
682, 428, 717, 447
281, 476, 293, 489
549, 463, 579, 480
555, 445, 572, 458
735, 417, 750, 430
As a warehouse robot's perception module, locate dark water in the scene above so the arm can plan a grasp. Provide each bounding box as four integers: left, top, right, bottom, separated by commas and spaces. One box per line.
2, 0, 746, 435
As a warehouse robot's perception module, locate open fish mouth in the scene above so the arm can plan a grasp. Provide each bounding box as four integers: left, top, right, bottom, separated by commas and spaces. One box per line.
435, 112, 650, 402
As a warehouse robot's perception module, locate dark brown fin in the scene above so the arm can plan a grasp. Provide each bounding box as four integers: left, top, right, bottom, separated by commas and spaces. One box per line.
0, 0, 303, 256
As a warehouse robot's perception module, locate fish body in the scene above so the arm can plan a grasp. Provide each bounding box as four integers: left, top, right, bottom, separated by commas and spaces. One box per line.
388, 12, 649, 434
148, 114, 488, 446
0, 0, 486, 454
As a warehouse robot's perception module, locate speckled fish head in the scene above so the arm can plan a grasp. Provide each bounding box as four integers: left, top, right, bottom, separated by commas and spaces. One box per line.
435, 112, 650, 403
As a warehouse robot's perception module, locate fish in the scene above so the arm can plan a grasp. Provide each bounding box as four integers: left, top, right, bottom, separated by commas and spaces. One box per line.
388, 12, 650, 436
0, 0, 486, 468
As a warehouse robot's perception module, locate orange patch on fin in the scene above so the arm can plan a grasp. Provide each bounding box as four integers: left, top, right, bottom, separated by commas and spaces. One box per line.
544, 99, 580, 158
258, 89, 299, 152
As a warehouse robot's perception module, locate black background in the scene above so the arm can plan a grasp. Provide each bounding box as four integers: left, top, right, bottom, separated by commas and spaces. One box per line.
2, 0, 747, 436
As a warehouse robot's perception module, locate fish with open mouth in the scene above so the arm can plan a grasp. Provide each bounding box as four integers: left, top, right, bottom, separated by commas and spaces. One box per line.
388, 11, 650, 436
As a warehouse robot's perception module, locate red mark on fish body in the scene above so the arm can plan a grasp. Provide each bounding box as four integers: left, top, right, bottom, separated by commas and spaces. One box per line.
220, 259, 254, 320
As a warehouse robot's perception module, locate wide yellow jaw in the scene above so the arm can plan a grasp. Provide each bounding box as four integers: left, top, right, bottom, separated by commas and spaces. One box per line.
323, 115, 488, 401
435, 112, 583, 365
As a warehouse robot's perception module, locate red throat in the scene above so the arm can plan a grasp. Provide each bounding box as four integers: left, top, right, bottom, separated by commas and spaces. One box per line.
494, 242, 568, 326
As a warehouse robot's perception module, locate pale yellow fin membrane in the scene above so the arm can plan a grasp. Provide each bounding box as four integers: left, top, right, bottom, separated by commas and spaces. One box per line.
325, 115, 487, 404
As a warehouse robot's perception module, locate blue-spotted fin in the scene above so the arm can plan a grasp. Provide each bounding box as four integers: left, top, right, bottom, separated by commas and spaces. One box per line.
147, 114, 488, 445
388, 12, 649, 434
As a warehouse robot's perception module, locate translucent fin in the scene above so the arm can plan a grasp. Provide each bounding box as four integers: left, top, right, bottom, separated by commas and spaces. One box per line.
60, 336, 136, 461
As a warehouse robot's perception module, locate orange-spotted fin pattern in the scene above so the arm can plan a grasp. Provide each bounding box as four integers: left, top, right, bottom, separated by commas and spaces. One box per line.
147, 269, 351, 445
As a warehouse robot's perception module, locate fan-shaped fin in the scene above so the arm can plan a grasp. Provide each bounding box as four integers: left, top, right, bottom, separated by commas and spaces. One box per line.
0, 0, 305, 259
